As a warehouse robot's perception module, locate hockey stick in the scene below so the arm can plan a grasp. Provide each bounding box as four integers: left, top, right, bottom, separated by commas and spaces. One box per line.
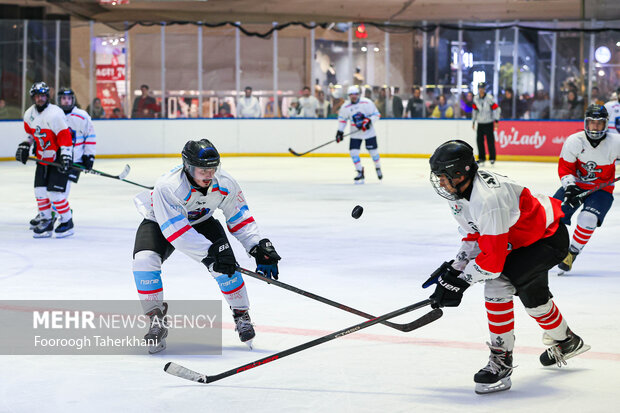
288, 130, 359, 157
164, 300, 441, 384
576, 176, 620, 199
28, 157, 154, 190
237, 266, 423, 332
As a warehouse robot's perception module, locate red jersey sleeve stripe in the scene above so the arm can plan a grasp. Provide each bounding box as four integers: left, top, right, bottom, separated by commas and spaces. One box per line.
228, 217, 255, 233
166, 224, 192, 242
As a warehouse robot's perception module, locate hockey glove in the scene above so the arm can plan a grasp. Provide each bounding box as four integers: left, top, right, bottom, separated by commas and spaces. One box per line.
360, 117, 372, 131
563, 184, 586, 209
203, 238, 237, 276
58, 153, 73, 174
429, 269, 470, 309
335, 130, 344, 143
250, 238, 281, 280
422, 260, 455, 288
15, 141, 31, 164
81, 154, 95, 170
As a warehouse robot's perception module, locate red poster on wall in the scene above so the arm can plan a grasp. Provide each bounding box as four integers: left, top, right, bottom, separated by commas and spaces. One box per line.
95, 38, 127, 118
495, 120, 582, 157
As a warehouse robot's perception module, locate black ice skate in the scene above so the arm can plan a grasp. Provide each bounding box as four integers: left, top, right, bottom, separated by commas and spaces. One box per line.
30, 211, 56, 230
474, 343, 514, 394
540, 328, 590, 367
376, 167, 383, 180
558, 247, 579, 274
32, 218, 55, 238
354, 167, 365, 185
54, 218, 74, 238
145, 302, 169, 354
233, 309, 255, 349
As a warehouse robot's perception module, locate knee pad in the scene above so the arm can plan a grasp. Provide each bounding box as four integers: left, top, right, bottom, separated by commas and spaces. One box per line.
133, 250, 163, 293
484, 275, 516, 301
34, 186, 48, 199
577, 210, 598, 229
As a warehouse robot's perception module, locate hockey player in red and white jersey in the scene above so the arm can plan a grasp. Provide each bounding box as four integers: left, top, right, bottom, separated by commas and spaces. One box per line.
603, 86, 620, 136
335, 85, 382, 184
424, 140, 590, 394
132, 139, 281, 353
552, 104, 620, 273
15, 82, 74, 238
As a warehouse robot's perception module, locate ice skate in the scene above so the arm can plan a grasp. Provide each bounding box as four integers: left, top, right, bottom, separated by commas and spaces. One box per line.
233, 309, 255, 350
557, 248, 579, 274
540, 328, 590, 367
30, 211, 56, 230
354, 167, 365, 185
145, 303, 169, 354
375, 167, 383, 180
32, 218, 55, 238
474, 343, 514, 394
54, 218, 74, 238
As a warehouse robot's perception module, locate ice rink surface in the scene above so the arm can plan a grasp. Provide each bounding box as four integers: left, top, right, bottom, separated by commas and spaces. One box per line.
1, 156, 618, 413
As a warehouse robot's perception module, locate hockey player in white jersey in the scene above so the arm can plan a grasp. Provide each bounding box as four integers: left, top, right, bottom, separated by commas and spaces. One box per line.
552, 104, 620, 273
424, 140, 589, 394
603, 86, 620, 136
16, 82, 74, 238
132, 139, 281, 353
335, 86, 382, 184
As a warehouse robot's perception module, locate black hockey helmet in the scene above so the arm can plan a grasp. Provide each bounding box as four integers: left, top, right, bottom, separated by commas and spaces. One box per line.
584, 104, 608, 142
182, 139, 220, 170
429, 140, 478, 200
477, 82, 488, 90
57, 87, 76, 114
30, 81, 50, 111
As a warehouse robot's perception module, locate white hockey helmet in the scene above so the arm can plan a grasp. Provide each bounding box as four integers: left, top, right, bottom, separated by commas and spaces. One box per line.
347, 85, 360, 96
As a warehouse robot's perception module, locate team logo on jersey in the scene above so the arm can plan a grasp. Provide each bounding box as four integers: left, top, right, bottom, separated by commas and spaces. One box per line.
579, 161, 602, 182
188, 207, 210, 221
450, 203, 462, 215
34, 126, 51, 150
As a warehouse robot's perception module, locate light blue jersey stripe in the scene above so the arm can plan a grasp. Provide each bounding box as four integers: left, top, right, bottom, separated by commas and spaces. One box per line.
227, 205, 249, 223
160, 214, 185, 231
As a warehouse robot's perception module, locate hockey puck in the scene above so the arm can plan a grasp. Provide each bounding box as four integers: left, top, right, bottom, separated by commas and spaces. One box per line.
351, 205, 364, 219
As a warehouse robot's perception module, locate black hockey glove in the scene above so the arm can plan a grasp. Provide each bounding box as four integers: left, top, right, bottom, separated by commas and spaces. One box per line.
202, 238, 237, 276
335, 130, 344, 143
422, 260, 455, 289
563, 184, 586, 209
58, 153, 73, 174
429, 269, 470, 309
250, 238, 281, 280
81, 154, 95, 170
15, 141, 31, 164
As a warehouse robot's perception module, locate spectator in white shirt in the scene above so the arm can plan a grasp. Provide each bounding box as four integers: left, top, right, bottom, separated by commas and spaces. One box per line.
237, 86, 262, 118
297, 86, 319, 118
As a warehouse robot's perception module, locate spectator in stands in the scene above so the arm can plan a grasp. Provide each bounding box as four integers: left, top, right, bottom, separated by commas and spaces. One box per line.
316, 90, 331, 118
385, 87, 404, 118
565, 90, 584, 119
237, 86, 262, 118
214, 105, 234, 118
590, 86, 605, 106
87, 97, 106, 119
131, 85, 159, 118
108, 107, 124, 119
375, 87, 387, 117
499, 88, 526, 119
298, 86, 319, 118
529, 90, 550, 119
287, 98, 301, 118
405, 86, 424, 118
431, 95, 454, 119
425, 89, 437, 117
460, 91, 475, 119
0, 98, 9, 119
364, 88, 373, 100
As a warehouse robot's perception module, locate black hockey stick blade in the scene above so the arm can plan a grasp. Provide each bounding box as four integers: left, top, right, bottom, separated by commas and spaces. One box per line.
164, 299, 431, 384
399, 308, 443, 332
236, 267, 420, 332
288, 147, 304, 156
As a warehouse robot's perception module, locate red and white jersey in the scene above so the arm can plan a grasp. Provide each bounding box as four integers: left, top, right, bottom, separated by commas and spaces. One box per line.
604, 100, 620, 136
64, 107, 96, 160
337, 97, 381, 139
448, 170, 563, 284
23, 104, 72, 162
134, 165, 262, 263
558, 131, 620, 193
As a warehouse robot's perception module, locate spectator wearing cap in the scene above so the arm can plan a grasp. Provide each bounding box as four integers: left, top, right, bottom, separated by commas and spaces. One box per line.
237, 86, 262, 118
472, 82, 500, 166
131, 84, 160, 118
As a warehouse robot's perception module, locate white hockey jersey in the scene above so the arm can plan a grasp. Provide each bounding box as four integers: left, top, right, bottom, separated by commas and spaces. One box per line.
604, 99, 620, 136
337, 97, 381, 140
134, 165, 262, 263
23, 104, 72, 161
448, 170, 563, 284
64, 107, 96, 161
558, 131, 620, 193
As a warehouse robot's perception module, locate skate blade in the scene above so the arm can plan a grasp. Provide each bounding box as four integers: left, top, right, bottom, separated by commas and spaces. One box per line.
354, 179, 365, 185
33, 231, 53, 238
475, 377, 511, 394
148, 339, 167, 354
564, 343, 591, 362
244, 339, 254, 350
55, 229, 74, 238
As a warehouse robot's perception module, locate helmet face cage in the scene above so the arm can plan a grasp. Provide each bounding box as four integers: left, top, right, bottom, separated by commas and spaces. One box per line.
584, 105, 608, 141
429, 140, 477, 201
57, 88, 76, 112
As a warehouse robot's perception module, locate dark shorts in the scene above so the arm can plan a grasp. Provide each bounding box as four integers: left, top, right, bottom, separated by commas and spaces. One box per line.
552, 186, 614, 226
501, 223, 569, 308
34, 163, 70, 192
133, 217, 232, 262
349, 137, 378, 150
